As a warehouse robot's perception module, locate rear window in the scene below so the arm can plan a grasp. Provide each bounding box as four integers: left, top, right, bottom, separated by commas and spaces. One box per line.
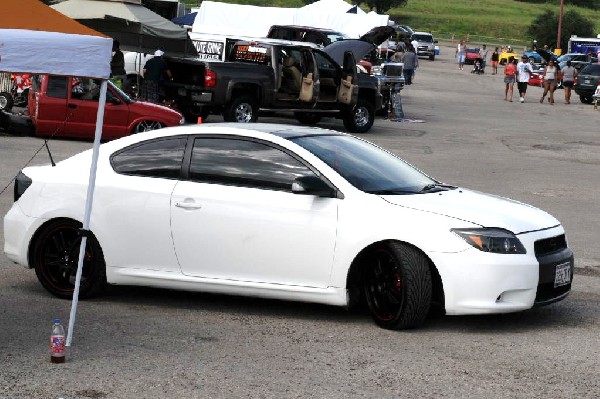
229, 44, 271, 65
580, 64, 600, 75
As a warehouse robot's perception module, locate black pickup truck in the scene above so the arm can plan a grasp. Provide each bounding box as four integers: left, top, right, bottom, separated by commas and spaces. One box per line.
163, 39, 382, 133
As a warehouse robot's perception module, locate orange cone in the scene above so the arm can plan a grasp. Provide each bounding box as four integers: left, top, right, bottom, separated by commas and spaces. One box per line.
197, 117, 202, 124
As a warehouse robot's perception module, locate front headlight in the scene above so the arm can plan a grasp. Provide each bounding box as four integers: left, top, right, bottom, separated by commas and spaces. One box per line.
451, 228, 526, 254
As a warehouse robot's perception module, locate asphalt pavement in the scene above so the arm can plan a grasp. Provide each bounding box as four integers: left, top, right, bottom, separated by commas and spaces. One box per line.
0, 44, 598, 398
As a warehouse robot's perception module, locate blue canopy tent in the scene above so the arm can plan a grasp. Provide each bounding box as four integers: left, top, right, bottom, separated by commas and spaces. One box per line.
171, 11, 197, 27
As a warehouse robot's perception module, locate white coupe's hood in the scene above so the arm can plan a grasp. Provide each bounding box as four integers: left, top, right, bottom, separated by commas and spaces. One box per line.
382, 188, 560, 234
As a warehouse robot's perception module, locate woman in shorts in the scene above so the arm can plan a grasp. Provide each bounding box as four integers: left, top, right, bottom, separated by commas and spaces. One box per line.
561, 60, 577, 104
540, 59, 558, 104
491, 47, 499, 75
503, 57, 517, 102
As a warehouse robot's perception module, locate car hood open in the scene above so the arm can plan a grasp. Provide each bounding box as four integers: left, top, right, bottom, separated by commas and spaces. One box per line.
381, 188, 560, 234
358, 25, 395, 47
324, 39, 376, 66
536, 49, 560, 66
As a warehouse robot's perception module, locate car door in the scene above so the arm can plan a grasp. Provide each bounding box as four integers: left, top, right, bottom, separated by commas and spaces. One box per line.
63, 77, 130, 139
170, 136, 339, 288
31, 75, 69, 136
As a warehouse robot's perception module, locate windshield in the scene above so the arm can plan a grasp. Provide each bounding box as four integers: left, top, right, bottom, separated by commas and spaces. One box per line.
412, 34, 433, 42
108, 80, 133, 104
327, 33, 349, 43
290, 134, 438, 194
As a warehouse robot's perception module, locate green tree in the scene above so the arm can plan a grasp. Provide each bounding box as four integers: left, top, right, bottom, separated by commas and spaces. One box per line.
526, 9, 595, 53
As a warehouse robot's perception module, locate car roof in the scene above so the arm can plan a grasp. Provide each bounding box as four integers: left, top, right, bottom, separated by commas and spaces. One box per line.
233, 38, 319, 49
269, 25, 344, 35
413, 31, 433, 36
101, 124, 346, 151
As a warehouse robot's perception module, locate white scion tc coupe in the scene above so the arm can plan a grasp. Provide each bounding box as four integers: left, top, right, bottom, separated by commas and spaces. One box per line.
3, 124, 574, 329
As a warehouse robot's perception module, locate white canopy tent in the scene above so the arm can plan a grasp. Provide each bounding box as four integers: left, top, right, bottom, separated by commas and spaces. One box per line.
191, 0, 388, 39
1, 0, 113, 347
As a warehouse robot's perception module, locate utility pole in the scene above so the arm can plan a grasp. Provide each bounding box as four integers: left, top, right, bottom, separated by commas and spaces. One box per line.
556, 0, 564, 54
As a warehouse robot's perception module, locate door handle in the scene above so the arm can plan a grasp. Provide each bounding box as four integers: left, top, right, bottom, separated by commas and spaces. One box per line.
67, 103, 77, 109
175, 201, 202, 210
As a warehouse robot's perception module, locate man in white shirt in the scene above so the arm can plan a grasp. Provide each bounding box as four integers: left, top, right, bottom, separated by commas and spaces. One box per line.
516, 55, 534, 103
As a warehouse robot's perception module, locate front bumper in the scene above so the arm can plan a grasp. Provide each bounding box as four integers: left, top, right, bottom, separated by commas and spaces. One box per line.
429, 226, 573, 315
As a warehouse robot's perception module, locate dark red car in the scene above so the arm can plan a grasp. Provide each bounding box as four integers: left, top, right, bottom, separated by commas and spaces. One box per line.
29, 75, 183, 140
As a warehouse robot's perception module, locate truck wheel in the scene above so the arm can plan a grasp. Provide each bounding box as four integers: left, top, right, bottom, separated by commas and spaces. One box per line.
224, 96, 258, 123
429, 54, 435, 61
580, 95, 593, 104
184, 106, 210, 123
294, 112, 322, 126
343, 99, 375, 133
0, 92, 14, 112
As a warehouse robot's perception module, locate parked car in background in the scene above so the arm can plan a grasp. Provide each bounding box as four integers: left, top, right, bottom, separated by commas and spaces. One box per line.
498, 49, 520, 65
528, 64, 545, 87
410, 32, 437, 61
558, 53, 597, 71
28, 75, 183, 140
523, 50, 542, 64
465, 47, 480, 64
4, 124, 574, 330
267, 25, 349, 47
574, 63, 600, 103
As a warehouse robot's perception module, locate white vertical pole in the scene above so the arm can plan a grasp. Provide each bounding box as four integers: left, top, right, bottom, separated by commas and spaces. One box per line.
66, 79, 108, 347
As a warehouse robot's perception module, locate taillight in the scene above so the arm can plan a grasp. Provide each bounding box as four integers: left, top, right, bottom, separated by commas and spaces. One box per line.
14, 171, 32, 202
204, 69, 217, 88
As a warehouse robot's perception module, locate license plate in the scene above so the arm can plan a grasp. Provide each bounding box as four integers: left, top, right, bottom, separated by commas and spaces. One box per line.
554, 262, 571, 287
584, 79, 591, 84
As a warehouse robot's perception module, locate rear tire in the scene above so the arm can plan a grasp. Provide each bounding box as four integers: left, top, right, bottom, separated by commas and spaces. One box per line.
343, 98, 375, 133
32, 219, 106, 299
429, 54, 435, 61
224, 95, 258, 123
362, 242, 432, 330
0, 92, 14, 112
580, 95, 593, 104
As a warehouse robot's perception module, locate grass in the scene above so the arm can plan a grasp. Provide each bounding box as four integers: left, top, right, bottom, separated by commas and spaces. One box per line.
181, 0, 600, 48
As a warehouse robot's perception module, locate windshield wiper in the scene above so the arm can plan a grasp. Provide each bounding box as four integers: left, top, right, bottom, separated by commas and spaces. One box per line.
419, 183, 457, 193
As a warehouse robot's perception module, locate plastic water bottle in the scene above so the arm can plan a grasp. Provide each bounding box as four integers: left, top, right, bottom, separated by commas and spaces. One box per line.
50, 319, 66, 364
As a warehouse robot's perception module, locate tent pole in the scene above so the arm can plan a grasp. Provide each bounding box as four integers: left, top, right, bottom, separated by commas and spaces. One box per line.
66, 79, 108, 347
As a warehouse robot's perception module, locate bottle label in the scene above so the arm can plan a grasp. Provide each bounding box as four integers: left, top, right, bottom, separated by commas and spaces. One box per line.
50, 335, 65, 356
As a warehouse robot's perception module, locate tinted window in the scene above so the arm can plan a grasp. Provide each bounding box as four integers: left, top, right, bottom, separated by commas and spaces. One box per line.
47, 76, 68, 99
190, 138, 314, 190
291, 134, 435, 193
412, 34, 433, 42
580, 64, 600, 75
111, 137, 187, 178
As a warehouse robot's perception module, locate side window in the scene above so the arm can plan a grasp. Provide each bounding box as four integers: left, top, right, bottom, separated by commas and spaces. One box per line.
110, 137, 187, 179
47, 76, 68, 99
71, 77, 102, 101
189, 138, 315, 191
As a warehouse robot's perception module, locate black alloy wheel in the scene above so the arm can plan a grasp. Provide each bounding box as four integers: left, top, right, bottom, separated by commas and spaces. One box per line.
362, 242, 432, 329
32, 219, 106, 299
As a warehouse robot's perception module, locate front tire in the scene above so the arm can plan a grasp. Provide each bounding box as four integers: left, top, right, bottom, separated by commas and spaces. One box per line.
132, 120, 164, 133
0, 92, 14, 112
343, 98, 375, 133
224, 95, 258, 123
362, 242, 432, 330
32, 219, 106, 299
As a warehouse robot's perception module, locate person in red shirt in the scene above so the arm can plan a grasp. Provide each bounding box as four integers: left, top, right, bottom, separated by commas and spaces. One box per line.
503, 57, 517, 102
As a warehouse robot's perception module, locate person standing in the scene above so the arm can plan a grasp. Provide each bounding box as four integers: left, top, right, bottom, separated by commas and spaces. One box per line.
516, 55, 534, 103
540, 59, 557, 105
402, 46, 418, 85
141, 49, 172, 103
110, 40, 126, 89
479, 44, 489, 72
456, 40, 466, 70
503, 57, 517, 102
491, 47, 499, 75
561, 60, 578, 104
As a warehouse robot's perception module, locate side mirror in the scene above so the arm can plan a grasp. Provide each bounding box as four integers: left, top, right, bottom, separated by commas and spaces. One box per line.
291, 175, 336, 197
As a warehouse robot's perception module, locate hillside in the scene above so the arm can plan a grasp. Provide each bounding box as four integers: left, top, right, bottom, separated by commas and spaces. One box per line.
182, 0, 600, 47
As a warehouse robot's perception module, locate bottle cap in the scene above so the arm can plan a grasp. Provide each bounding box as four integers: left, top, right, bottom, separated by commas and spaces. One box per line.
53, 318, 61, 324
